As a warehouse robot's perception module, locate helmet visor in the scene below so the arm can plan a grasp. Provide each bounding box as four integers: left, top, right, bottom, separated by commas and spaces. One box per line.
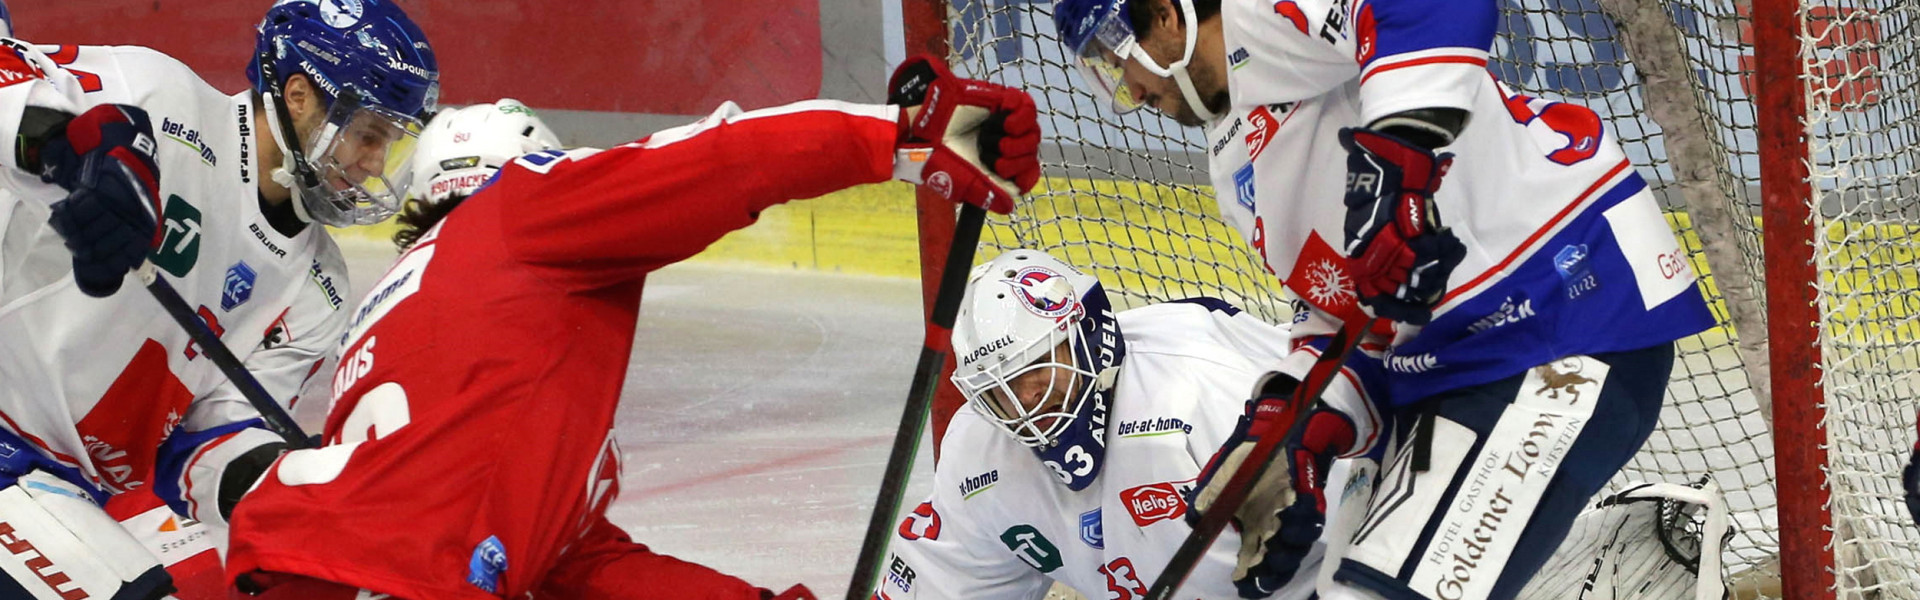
301, 99, 425, 225
1068, 5, 1147, 115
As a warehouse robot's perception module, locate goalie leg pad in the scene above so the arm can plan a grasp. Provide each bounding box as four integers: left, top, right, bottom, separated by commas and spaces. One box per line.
1329, 342, 1673, 600
0, 471, 171, 600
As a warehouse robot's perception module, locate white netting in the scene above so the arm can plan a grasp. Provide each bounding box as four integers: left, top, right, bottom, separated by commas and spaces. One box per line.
940, 0, 1920, 597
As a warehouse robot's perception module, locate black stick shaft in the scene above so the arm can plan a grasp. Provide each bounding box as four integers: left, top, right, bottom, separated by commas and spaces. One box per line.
1144, 316, 1379, 600
847, 204, 986, 600
142, 267, 312, 449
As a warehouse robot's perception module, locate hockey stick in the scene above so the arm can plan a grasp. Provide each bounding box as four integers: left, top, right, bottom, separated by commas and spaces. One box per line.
1145, 314, 1381, 600
846, 203, 986, 600
138, 263, 314, 449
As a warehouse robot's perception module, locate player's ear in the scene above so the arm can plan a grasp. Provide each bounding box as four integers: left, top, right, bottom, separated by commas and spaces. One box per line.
282, 74, 324, 132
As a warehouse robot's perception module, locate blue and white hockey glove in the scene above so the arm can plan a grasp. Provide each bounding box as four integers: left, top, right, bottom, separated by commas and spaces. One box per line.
1340, 127, 1467, 325
1188, 373, 1357, 598
37, 104, 164, 298
152, 420, 287, 527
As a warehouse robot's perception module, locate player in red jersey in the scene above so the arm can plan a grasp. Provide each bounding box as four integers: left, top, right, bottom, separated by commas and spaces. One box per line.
223, 58, 1038, 600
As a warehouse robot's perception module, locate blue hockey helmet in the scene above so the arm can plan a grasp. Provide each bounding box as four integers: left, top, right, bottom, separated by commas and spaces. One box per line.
247, 0, 440, 226
1054, 0, 1216, 121
0, 1, 13, 38
952, 249, 1127, 491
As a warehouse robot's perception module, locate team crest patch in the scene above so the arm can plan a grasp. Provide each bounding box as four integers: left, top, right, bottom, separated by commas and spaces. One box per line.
1233, 163, 1257, 210
222, 261, 256, 311
466, 535, 508, 593
1079, 508, 1104, 548
1002, 267, 1081, 320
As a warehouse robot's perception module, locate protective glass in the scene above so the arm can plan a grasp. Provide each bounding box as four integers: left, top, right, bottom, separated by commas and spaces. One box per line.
1068, 3, 1148, 115
299, 98, 425, 226
952, 325, 1097, 447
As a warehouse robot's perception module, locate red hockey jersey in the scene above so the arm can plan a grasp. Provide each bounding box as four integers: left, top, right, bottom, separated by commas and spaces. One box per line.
227, 100, 901, 599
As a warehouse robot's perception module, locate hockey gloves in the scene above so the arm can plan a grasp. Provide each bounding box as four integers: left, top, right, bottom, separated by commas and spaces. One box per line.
40, 104, 164, 298
1340, 127, 1467, 325
888, 55, 1040, 214
1188, 373, 1357, 598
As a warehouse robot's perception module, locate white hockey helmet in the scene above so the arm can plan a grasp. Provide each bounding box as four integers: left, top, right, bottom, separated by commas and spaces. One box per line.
407, 98, 561, 206
951, 249, 1125, 464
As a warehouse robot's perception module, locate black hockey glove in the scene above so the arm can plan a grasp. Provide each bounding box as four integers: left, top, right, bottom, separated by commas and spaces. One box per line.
1187, 373, 1357, 598
38, 104, 164, 297
1340, 127, 1467, 324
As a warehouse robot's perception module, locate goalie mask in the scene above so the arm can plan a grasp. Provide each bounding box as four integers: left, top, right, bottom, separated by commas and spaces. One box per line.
407, 99, 561, 206
951, 249, 1126, 491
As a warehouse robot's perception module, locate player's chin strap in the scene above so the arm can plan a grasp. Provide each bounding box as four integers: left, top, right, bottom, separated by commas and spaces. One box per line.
256, 52, 324, 224
1128, 0, 1218, 122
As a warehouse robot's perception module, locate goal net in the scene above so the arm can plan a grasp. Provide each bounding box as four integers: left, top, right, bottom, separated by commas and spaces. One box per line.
921, 0, 1920, 597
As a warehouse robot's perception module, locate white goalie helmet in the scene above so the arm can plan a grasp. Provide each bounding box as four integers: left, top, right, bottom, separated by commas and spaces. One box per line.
950, 249, 1125, 458
407, 98, 561, 205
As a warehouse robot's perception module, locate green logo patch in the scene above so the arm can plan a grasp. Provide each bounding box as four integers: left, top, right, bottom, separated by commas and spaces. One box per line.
150, 195, 202, 277
999, 524, 1062, 573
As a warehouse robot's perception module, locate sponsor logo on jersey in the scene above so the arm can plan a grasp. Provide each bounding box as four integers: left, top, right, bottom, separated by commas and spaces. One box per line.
1079, 508, 1104, 548
1319, 0, 1353, 43
221, 261, 257, 311
1384, 350, 1440, 374
1228, 47, 1251, 70
0, 44, 44, 89
1232, 163, 1257, 211
1273, 0, 1310, 34
1467, 294, 1536, 334
310, 259, 345, 310
1210, 117, 1242, 157
465, 535, 508, 594
1554, 244, 1600, 300
960, 334, 1014, 368
998, 525, 1063, 573
260, 309, 294, 351
897, 501, 942, 541
1246, 104, 1287, 160
340, 242, 432, 350
1001, 267, 1080, 320
1116, 416, 1193, 438
236, 102, 254, 184
884, 554, 918, 595
248, 223, 287, 258
0, 521, 90, 598
151, 195, 203, 277
959, 469, 999, 499
1120, 480, 1192, 527
160, 117, 217, 166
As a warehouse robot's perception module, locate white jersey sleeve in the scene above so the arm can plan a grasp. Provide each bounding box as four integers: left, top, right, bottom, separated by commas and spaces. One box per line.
878, 419, 1054, 600
1223, 0, 1496, 123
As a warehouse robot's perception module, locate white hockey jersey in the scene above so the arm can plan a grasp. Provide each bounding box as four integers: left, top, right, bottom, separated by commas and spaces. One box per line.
1205, 0, 1716, 406
879, 300, 1378, 600
0, 42, 345, 515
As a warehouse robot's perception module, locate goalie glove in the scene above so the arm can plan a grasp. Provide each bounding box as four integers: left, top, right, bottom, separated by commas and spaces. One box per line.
1339, 127, 1467, 325
1186, 372, 1357, 598
887, 55, 1040, 214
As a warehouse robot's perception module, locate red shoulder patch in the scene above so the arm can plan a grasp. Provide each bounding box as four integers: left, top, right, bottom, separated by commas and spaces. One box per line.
0, 47, 44, 89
